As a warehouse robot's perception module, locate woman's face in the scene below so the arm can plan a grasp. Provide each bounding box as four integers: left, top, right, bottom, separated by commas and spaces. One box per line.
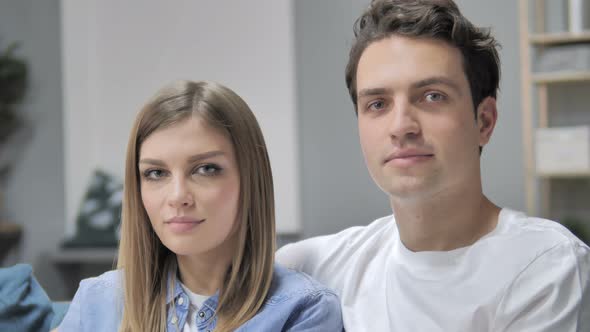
138, 116, 240, 259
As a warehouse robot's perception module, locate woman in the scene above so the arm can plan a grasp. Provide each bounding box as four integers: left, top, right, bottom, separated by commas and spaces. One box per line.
57, 80, 342, 331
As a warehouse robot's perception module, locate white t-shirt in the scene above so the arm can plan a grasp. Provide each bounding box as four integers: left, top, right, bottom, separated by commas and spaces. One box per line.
179, 282, 209, 332
276, 208, 590, 332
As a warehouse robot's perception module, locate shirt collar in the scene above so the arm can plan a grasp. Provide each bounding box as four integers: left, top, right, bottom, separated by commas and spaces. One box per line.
164, 262, 220, 309
165, 267, 185, 305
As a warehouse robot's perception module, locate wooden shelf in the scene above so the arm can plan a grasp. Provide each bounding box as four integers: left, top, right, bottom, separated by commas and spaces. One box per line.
520, 0, 590, 217
530, 31, 590, 45
537, 171, 590, 178
51, 248, 118, 299
532, 71, 590, 84
51, 248, 118, 264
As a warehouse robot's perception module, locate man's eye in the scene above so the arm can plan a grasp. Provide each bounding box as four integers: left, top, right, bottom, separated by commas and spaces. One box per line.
195, 164, 222, 176
367, 100, 386, 111
425, 92, 445, 102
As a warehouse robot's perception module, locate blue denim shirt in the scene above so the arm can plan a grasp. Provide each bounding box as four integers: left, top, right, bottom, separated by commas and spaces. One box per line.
58, 264, 343, 331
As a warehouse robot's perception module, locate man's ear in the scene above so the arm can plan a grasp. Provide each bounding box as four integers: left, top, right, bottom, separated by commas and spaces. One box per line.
477, 96, 498, 147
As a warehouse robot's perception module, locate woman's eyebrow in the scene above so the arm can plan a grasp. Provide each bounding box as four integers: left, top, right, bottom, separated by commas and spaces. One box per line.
139, 150, 225, 167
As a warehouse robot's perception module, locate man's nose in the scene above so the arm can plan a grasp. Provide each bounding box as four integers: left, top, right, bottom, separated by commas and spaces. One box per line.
388, 98, 421, 141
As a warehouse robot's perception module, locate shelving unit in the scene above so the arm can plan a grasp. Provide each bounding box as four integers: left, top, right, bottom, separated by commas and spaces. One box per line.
532, 71, 590, 84
519, 0, 590, 218
529, 31, 590, 45
538, 171, 590, 178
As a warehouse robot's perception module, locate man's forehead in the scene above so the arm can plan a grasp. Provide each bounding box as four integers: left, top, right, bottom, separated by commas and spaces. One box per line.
357, 36, 464, 71
356, 37, 468, 94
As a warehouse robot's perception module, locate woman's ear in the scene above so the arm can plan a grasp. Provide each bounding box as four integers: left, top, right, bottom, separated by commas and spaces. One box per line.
476, 96, 498, 147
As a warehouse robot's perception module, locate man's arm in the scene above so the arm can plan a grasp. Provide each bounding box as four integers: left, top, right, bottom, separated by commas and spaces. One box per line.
493, 240, 590, 331
276, 241, 314, 272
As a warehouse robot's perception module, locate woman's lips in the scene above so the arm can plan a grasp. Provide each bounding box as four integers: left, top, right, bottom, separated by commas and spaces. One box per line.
165, 217, 205, 233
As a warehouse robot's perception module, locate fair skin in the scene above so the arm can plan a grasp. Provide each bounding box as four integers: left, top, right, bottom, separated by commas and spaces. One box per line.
138, 115, 240, 295
356, 35, 500, 252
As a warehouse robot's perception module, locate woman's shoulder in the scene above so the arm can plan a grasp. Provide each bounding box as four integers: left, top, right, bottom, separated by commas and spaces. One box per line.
83, 269, 122, 284
268, 263, 339, 302
77, 269, 123, 295
248, 264, 342, 331
58, 270, 124, 331
71, 269, 124, 309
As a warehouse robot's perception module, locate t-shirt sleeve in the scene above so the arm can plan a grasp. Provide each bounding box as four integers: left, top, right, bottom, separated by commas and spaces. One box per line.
493, 240, 590, 331
276, 242, 309, 271
276, 237, 328, 275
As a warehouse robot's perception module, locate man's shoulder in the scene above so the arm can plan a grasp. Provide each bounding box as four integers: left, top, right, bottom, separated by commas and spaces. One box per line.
486, 208, 590, 278
498, 208, 587, 250
276, 214, 394, 270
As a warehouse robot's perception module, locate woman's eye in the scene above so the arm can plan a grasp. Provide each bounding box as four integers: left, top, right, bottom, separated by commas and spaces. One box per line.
195, 164, 221, 176
143, 169, 166, 180
424, 92, 445, 102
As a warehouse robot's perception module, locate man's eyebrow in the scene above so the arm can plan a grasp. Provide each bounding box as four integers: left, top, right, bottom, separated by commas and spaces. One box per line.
357, 87, 394, 99
357, 76, 462, 99
139, 150, 225, 166
411, 76, 462, 95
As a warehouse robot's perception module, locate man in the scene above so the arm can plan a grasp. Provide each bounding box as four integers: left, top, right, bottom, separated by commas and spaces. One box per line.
276, 1, 590, 331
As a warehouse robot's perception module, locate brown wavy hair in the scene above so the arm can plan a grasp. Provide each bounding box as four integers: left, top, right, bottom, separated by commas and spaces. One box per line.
345, 0, 501, 116
117, 80, 275, 331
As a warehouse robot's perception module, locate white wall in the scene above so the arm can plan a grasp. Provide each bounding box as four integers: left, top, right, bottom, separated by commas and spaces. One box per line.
60, 0, 300, 234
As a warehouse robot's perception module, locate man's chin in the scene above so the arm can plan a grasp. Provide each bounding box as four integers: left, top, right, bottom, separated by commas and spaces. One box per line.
382, 178, 434, 199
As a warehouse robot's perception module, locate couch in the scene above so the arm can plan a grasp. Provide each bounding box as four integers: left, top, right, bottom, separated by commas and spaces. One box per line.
0, 264, 69, 331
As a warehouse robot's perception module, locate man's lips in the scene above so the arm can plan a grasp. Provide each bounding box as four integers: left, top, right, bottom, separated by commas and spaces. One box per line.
383, 150, 434, 165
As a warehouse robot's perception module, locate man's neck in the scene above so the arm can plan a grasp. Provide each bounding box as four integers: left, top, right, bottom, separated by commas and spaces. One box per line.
391, 184, 500, 252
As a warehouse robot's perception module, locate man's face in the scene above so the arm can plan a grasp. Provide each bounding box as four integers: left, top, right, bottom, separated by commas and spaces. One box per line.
355, 35, 495, 200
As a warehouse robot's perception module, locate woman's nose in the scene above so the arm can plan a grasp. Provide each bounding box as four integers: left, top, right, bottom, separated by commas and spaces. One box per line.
167, 177, 194, 208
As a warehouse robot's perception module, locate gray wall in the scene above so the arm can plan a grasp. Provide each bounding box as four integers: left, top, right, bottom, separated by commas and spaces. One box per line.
294, 0, 391, 238
456, 0, 525, 212
0, 0, 66, 299
294, 0, 525, 238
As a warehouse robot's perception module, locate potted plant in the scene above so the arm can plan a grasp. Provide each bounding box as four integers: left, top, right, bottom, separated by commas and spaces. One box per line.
0, 41, 28, 263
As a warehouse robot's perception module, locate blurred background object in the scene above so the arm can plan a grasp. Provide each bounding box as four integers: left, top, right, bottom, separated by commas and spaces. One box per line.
561, 216, 590, 245
0, 40, 28, 266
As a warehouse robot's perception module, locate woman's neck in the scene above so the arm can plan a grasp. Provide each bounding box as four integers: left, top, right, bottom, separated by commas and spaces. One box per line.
175, 248, 233, 296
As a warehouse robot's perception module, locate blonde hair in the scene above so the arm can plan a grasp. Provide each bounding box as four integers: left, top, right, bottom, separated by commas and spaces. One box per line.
117, 80, 276, 331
